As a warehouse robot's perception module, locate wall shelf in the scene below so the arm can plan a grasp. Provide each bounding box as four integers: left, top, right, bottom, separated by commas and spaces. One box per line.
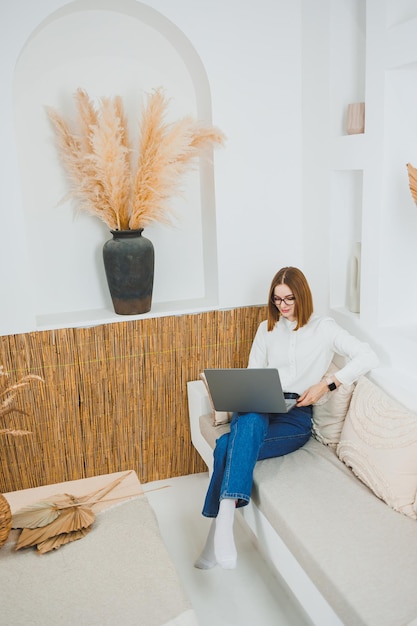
35, 300, 221, 331
331, 135, 367, 170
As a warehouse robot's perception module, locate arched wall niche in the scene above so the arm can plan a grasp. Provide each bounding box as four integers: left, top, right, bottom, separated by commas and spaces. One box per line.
14, 0, 219, 330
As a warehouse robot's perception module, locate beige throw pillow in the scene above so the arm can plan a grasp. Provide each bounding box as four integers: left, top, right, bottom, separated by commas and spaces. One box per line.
337, 376, 417, 519
312, 364, 355, 447
199, 372, 232, 426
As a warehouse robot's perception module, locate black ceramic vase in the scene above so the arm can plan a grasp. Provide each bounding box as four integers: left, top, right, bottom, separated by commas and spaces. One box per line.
103, 229, 155, 315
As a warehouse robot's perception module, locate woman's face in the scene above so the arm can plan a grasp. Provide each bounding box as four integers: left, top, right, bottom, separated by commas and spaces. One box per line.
272, 283, 296, 322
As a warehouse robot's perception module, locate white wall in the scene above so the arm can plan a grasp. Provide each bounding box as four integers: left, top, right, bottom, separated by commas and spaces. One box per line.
301, 0, 417, 410
0, 0, 303, 335
144, 1, 304, 307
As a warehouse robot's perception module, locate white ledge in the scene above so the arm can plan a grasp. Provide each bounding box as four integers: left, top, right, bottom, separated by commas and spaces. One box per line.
35, 300, 219, 331
35, 301, 267, 331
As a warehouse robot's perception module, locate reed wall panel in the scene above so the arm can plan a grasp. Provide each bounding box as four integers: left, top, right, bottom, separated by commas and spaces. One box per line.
0, 306, 266, 492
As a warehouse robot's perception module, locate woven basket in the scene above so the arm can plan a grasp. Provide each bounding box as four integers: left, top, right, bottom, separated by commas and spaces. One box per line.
0, 493, 12, 548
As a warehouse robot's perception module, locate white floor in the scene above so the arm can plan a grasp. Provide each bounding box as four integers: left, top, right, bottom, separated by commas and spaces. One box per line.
144, 472, 312, 626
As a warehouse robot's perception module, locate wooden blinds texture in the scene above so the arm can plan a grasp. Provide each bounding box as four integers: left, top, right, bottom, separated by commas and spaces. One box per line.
0, 306, 266, 492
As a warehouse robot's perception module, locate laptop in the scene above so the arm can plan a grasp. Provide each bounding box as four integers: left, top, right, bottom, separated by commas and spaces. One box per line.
203, 368, 298, 414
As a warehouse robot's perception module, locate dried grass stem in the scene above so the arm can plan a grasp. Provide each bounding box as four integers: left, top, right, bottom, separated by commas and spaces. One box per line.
0, 367, 44, 437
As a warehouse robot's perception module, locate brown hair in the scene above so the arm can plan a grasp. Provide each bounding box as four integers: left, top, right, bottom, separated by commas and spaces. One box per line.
267, 267, 313, 331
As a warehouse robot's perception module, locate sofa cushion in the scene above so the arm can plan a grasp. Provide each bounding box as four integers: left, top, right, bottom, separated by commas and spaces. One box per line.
251, 438, 417, 626
312, 363, 355, 447
199, 414, 230, 447
198, 405, 417, 626
337, 376, 417, 519
199, 373, 232, 426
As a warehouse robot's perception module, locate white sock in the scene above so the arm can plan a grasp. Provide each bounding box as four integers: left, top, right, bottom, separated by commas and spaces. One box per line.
214, 498, 237, 569
194, 519, 217, 569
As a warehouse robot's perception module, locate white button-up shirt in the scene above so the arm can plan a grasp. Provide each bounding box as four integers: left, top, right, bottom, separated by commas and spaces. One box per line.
248, 314, 379, 395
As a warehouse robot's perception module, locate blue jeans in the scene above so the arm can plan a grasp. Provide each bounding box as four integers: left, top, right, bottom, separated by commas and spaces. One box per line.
202, 405, 312, 517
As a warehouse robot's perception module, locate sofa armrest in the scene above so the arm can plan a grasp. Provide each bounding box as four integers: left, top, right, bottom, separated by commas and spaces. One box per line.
187, 380, 214, 472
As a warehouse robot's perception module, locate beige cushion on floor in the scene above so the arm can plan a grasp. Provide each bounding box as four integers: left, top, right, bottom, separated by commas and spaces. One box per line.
337, 376, 417, 519
2, 496, 197, 626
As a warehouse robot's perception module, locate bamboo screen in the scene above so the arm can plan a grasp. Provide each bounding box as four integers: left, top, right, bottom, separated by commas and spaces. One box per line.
0, 306, 266, 492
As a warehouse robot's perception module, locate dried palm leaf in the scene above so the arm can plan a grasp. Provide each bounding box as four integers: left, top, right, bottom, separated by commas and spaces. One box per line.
13, 471, 134, 531
407, 162, 417, 206
15, 505, 95, 550
12, 503, 59, 529
12, 493, 82, 529
36, 528, 91, 554
13, 473, 134, 528
15, 508, 93, 550
12, 471, 137, 553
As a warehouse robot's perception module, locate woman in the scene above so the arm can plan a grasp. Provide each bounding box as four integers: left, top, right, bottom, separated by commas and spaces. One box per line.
195, 266, 379, 570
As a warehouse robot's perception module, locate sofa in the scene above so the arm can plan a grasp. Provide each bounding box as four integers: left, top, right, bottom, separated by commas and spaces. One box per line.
187, 372, 417, 626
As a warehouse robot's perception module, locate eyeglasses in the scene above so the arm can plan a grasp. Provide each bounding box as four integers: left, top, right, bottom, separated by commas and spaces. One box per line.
271, 295, 296, 306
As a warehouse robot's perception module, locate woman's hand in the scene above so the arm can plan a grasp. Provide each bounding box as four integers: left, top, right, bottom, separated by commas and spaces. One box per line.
297, 380, 329, 407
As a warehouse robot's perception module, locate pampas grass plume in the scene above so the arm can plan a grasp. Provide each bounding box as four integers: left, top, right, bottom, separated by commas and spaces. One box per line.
47, 87, 225, 230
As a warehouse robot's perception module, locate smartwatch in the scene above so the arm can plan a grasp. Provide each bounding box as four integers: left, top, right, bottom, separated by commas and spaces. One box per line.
326, 377, 337, 392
